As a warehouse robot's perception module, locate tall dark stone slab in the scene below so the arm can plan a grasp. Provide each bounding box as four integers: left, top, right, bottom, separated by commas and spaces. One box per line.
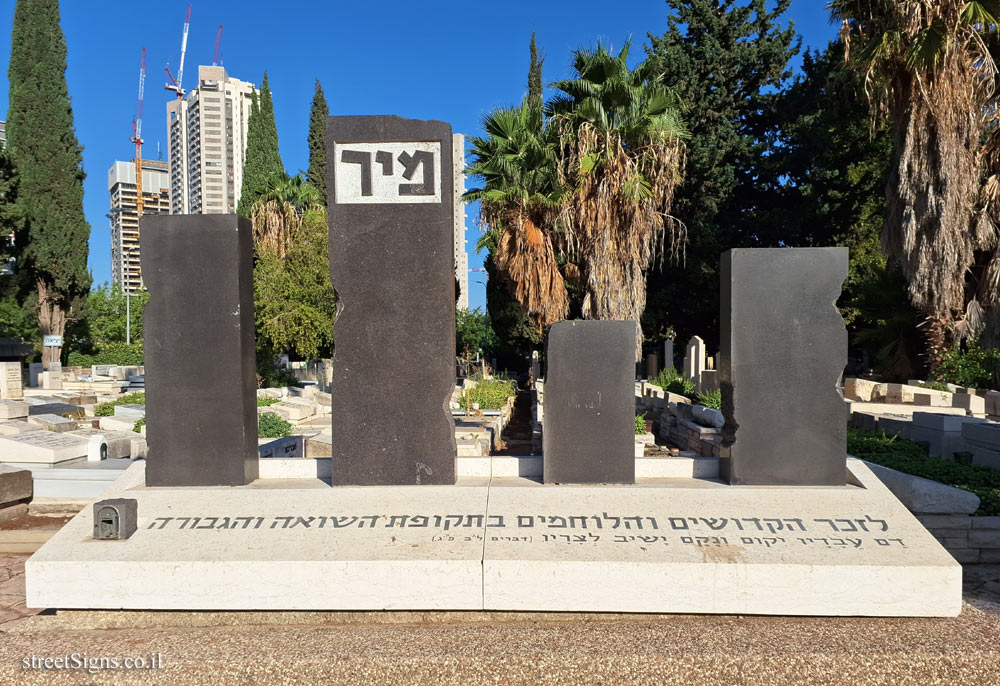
141, 214, 258, 487
543, 321, 636, 484
719, 248, 848, 485
327, 115, 456, 485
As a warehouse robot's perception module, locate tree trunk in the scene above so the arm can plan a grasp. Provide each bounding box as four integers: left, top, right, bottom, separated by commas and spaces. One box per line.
884, 53, 994, 357
37, 280, 66, 370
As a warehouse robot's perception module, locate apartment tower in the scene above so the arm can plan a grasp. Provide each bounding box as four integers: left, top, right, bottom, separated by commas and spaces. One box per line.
166, 65, 256, 214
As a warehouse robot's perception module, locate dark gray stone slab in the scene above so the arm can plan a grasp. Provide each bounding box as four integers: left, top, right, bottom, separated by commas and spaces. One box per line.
141, 214, 258, 487
719, 248, 848, 485
543, 321, 636, 484
327, 115, 456, 485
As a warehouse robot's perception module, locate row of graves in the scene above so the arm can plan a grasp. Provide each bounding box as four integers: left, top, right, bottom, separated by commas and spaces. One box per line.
25, 116, 959, 617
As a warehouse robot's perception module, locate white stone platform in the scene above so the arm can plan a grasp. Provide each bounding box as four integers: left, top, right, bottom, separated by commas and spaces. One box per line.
256, 455, 719, 480
26, 459, 961, 616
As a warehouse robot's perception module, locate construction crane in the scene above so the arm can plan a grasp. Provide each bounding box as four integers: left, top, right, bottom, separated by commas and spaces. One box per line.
130, 47, 146, 216
164, 4, 192, 99
213, 25, 223, 66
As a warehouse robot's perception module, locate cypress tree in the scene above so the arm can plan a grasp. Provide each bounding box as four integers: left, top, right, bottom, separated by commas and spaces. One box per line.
238, 72, 285, 217
527, 32, 543, 112
306, 80, 329, 205
7, 0, 90, 364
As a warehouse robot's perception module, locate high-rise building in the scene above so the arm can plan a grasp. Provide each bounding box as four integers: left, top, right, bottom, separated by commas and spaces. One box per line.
108, 159, 170, 293
166, 65, 256, 215
452, 134, 469, 310
0, 121, 7, 149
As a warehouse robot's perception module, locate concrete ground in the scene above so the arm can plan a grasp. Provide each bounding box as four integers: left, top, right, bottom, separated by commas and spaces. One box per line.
0, 555, 999, 685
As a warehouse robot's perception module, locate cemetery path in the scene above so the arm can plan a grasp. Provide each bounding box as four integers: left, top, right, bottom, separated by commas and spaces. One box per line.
494, 389, 536, 456
0, 585, 999, 684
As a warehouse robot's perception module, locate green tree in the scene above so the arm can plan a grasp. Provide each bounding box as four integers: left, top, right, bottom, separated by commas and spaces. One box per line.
643, 0, 797, 348
7, 0, 91, 367
549, 41, 688, 356
254, 206, 335, 360
484, 252, 543, 369
764, 44, 925, 379
307, 79, 329, 205
80, 283, 148, 347
456, 307, 497, 357
63, 283, 148, 367
238, 72, 285, 217
829, 0, 1000, 366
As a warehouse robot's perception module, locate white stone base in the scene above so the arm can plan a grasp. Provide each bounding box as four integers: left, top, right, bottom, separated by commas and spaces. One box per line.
26, 459, 961, 616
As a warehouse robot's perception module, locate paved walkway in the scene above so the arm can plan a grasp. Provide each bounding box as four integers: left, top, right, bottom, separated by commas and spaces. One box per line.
1, 554, 999, 685
0, 555, 38, 627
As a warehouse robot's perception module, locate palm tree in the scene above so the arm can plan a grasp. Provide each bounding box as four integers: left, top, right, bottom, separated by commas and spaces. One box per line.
829, 1, 1000, 366
465, 103, 570, 330
548, 41, 688, 356
251, 174, 322, 259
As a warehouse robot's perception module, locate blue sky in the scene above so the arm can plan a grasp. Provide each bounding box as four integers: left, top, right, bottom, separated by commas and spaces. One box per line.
0, 0, 837, 312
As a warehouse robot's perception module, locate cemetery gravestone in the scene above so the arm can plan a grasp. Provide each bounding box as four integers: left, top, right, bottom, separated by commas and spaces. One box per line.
327, 115, 456, 485
0, 431, 88, 465
719, 248, 848, 485
684, 336, 705, 387
141, 214, 259, 487
0, 400, 28, 420
28, 362, 42, 388
543, 321, 636, 484
0, 362, 22, 400
664, 339, 674, 373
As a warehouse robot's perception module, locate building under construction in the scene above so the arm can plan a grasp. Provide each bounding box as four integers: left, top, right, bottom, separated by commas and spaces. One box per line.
109, 159, 170, 294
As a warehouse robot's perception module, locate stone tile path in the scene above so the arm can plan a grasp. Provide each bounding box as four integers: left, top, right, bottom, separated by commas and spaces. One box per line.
0, 555, 41, 627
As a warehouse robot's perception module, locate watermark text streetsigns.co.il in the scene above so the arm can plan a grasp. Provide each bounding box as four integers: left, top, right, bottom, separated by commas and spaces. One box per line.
22, 652, 163, 674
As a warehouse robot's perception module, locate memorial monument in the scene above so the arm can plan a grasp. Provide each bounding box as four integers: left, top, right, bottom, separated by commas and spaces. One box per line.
327, 115, 457, 486
23, 116, 962, 619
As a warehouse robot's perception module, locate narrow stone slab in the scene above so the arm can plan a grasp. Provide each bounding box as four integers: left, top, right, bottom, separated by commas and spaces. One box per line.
0, 431, 88, 464
862, 460, 980, 514
0, 421, 37, 435
141, 214, 258, 487
961, 421, 1000, 448
543, 321, 636, 484
720, 248, 848, 485
327, 115, 456, 485
112, 404, 145, 420
0, 400, 27, 420
27, 414, 77, 433
0, 464, 31, 507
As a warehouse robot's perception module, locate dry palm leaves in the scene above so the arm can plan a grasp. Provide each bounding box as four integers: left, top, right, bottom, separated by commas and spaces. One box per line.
834, 0, 1000, 351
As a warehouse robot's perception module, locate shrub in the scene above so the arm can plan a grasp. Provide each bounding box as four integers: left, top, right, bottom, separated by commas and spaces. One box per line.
257, 397, 281, 407
258, 412, 292, 438
68, 342, 144, 367
94, 391, 146, 417
133, 417, 145, 434
921, 381, 952, 393
463, 377, 516, 410
696, 389, 722, 409
932, 331, 1000, 390
847, 427, 1000, 516
635, 413, 647, 435
651, 366, 696, 398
